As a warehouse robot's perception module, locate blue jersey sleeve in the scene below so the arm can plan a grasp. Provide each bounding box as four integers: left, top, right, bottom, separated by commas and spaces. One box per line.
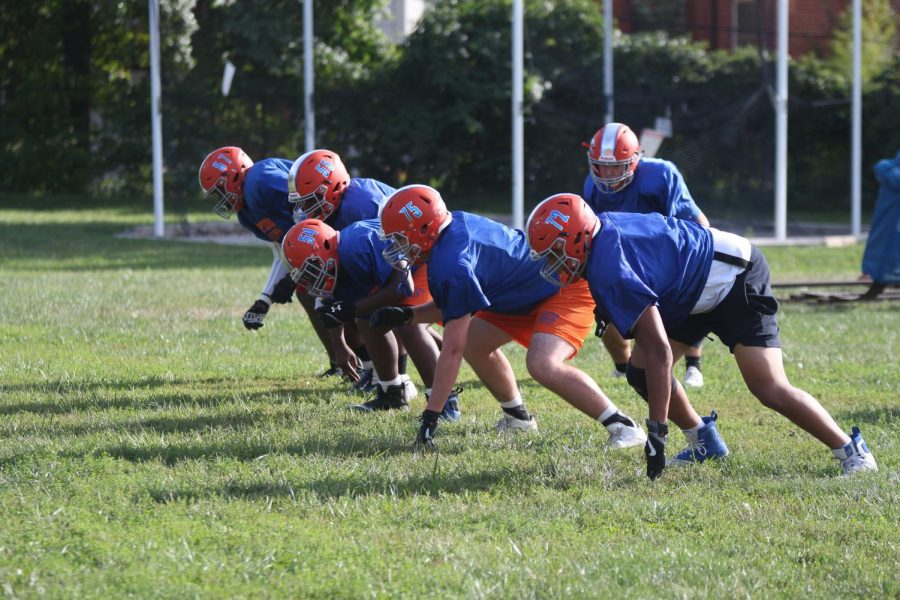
329, 178, 395, 230
657, 162, 702, 221
238, 158, 294, 242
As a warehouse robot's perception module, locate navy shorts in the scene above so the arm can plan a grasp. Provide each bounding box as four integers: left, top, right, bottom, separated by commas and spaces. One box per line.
667, 245, 781, 353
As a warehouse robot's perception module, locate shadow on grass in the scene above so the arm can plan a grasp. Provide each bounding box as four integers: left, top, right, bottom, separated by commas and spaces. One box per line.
145, 465, 533, 503
0, 377, 330, 416
0, 221, 259, 272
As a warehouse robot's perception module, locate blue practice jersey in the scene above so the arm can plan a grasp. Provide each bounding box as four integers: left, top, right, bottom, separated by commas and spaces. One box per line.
427, 212, 560, 322
333, 219, 396, 304
328, 178, 395, 231
237, 158, 294, 242
584, 212, 714, 337
582, 158, 702, 221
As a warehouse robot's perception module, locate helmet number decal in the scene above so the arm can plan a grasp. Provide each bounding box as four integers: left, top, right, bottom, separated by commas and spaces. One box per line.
400, 201, 423, 222
314, 160, 334, 177
545, 210, 570, 231
296, 227, 318, 245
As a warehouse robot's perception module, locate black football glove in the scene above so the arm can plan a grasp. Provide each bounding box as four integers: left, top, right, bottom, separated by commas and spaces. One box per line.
269, 275, 296, 304
242, 299, 270, 331
316, 299, 355, 329
644, 419, 668, 480
369, 306, 413, 330
416, 410, 441, 449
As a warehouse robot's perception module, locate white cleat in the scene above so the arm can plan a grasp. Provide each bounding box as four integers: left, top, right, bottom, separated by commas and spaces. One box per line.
401, 375, 418, 400
683, 365, 704, 388
606, 421, 647, 449
494, 414, 539, 433
833, 426, 878, 476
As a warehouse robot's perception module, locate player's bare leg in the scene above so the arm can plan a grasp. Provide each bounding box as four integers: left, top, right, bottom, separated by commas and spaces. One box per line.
631, 341, 702, 429
601, 324, 631, 377
298, 293, 336, 365
397, 323, 439, 388
733, 345, 848, 448
462, 318, 518, 401
525, 333, 613, 418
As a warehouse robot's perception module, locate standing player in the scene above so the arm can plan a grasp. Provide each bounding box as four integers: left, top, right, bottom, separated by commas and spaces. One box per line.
584, 123, 709, 387
198, 146, 347, 377
281, 218, 460, 419
526, 193, 878, 479
369, 185, 646, 449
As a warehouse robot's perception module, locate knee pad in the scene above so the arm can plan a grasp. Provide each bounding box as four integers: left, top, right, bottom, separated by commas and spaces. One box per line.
625, 362, 648, 402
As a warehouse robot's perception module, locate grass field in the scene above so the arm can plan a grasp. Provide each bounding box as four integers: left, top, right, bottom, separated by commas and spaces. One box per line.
1, 199, 897, 598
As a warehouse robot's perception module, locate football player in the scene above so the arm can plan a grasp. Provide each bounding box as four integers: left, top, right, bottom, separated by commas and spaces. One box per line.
370, 185, 645, 450
281, 218, 459, 420
584, 123, 709, 388
527, 193, 878, 479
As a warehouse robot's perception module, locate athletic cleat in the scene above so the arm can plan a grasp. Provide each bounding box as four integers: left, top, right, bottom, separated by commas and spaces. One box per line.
349, 383, 410, 413
832, 426, 878, 476
440, 388, 462, 422
683, 365, 704, 388
494, 414, 538, 433
606, 420, 647, 449
352, 367, 378, 393
668, 411, 729, 465
318, 365, 342, 378
401, 375, 418, 400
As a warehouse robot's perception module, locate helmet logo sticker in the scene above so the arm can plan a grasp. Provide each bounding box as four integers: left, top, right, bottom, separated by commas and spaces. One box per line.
296, 227, 317, 245
400, 201, 423, 222
545, 210, 570, 231
314, 159, 334, 178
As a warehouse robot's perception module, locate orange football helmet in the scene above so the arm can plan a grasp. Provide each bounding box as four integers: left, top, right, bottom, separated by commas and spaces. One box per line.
198, 147, 254, 219
281, 219, 340, 297
378, 185, 451, 270
586, 123, 642, 193
526, 193, 598, 287
287, 149, 351, 221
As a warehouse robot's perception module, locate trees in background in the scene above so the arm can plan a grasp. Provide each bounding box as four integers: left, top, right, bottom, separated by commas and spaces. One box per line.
1, 0, 897, 217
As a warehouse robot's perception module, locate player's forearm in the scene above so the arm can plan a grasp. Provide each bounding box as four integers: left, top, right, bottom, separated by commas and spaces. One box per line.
409, 301, 443, 325
426, 345, 464, 413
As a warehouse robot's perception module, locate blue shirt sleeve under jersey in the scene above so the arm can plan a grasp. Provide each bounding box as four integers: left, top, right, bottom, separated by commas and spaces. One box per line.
333, 219, 395, 305
582, 158, 702, 221
426, 212, 560, 322
237, 158, 295, 242
583, 212, 714, 337
328, 178, 396, 231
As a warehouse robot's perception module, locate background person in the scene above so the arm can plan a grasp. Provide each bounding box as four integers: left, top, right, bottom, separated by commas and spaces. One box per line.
583, 123, 710, 388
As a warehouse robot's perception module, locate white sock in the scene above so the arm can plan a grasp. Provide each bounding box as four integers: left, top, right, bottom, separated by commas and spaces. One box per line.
362, 360, 373, 370
379, 376, 402, 391
425, 388, 432, 397
499, 396, 523, 409
683, 421, 704, 443
597, 405, 619, 424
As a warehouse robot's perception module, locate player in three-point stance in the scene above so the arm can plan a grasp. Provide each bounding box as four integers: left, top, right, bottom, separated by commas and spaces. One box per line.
526, 193, 878, 479
280, 218, 459, 419
370, 185, 646, 449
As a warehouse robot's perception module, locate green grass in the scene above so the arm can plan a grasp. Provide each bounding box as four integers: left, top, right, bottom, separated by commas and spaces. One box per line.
1, 197, 897, 598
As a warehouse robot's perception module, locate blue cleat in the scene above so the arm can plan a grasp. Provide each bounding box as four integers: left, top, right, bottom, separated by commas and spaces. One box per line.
668, 411, 729, 466
440, 388, 462, 422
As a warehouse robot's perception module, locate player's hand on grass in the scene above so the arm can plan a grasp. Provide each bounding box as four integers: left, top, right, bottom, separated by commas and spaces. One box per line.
644, 419, 668, 480
368, 306, 413, 330
242, 299, 270, 330
416, 410, 441, 449
269, 275, 296, 304
333, 345, 361, 384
